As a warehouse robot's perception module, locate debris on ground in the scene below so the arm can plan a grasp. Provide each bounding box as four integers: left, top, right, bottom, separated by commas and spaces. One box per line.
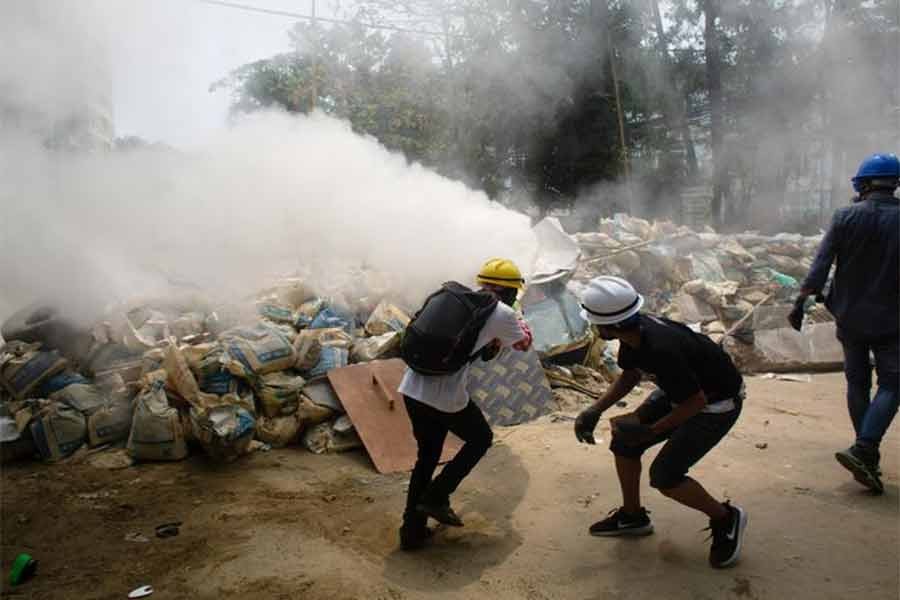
8, 553, 38, 586
127, 585, 154, 599
155, 522, 181, 538
570, 214, 836, 373
0, 214, 840, 471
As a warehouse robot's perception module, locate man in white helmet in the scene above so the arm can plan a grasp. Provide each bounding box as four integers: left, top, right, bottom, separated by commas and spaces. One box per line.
573, 276, 747, 569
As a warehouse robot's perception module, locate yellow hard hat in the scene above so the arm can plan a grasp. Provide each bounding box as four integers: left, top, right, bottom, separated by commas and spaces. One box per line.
476, 258, 525, 290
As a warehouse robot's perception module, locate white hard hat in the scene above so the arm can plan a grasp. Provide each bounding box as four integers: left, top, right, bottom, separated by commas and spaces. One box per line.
579, 276, 644, 325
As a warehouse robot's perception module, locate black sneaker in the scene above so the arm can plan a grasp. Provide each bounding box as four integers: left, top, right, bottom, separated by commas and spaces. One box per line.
416, 501, 464, 527
589, 507, 654, 537
707, 501, 747, 569
399, 524, 435, 551
835, 446, 884, 495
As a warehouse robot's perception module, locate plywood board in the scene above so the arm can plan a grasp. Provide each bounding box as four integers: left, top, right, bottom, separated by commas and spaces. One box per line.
327, 359, 462, 473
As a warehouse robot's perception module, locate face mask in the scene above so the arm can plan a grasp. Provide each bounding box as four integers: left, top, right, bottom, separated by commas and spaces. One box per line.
498, 288, 518, 307
592, 324, 617, 340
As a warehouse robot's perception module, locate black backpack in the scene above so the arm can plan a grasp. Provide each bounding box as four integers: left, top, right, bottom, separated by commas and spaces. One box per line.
401, 282, 498, 376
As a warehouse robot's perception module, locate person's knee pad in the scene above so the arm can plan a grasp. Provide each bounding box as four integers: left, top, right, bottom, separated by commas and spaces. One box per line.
648, 459, 685, 490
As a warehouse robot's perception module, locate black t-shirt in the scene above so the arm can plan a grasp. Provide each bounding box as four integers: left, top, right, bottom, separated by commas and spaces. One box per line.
617, 315, 743, 404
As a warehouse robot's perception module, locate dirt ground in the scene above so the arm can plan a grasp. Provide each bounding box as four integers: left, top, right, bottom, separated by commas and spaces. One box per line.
1, 372, 898, 600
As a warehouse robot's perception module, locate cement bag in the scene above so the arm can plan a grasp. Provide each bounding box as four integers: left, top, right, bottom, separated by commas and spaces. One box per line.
1, 415, 20, 442
123, 317, 161, 352
30, 402, 87, 461
141, 368, 168, 389
307, 346, 349, 379
767, 254, 805, 278
190, 405, 255, 462
13, 402, 37, 436
638, 246, 678, 280
170, 312, 206, 340
222, 322, 296, 378
127, 382, 188, 462
688, 251, 726, 282
295, 298, 325, 329
50, 383, 107, 417
315, 328, 353, 349
191, 345, 237, 396
34, 370, 89, 398
87, 398, 134, 447
296, 394, 335, 425
364, 301, 410, 336
141, 348, 166, 377
292, 330, 323, 372
162, 340, 201, 407
767, 240, 805, 258
257, 303, 297, 326
302, 418, 362, 455
272, 323, 299, 344
309, 306, 354, 334
256, 414, 301, 448
609, 250, 641, 274
222, 390, 256, 416
255, 372, 304, 418
718, 238, 756, 264
180, 342, 218, 369
350, 332, 401, 363
0, 343, 69, 401
272, 279, 314, 308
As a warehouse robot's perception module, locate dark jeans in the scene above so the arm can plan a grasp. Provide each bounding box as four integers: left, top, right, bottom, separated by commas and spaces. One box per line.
840, 335, 899, 459
610, 390, 742, 490
402, 396, 493, 529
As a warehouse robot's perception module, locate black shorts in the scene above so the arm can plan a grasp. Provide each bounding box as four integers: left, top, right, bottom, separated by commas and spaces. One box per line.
609, 389, 742, 490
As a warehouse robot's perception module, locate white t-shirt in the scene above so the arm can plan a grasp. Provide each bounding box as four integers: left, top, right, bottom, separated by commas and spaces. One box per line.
398, 302, 527, 413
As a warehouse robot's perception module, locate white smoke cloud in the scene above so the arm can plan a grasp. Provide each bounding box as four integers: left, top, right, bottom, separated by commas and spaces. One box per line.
0, 110, 537, 323
0, 1, 543, 326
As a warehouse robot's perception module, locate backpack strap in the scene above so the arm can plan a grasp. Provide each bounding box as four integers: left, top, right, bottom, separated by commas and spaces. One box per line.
441, 283, 478, 313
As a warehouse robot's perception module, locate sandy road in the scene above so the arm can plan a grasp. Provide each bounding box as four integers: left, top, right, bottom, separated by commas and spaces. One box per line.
2, 373, 897, 600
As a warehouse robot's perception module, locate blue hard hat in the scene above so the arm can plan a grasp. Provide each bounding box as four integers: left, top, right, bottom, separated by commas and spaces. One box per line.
851, 153, 900, 193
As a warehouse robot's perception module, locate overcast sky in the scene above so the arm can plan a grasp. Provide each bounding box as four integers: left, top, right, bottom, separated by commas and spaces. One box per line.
111, 0, 339, 147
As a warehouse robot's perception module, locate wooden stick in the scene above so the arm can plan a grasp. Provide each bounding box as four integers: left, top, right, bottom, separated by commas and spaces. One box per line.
371, 373, 394, 410
545, 371, 602, 398
721, 292, 774, 340
581, 232, 690, 267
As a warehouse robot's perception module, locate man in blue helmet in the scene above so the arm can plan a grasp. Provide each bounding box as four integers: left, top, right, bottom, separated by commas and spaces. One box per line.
791, 153, 899, 494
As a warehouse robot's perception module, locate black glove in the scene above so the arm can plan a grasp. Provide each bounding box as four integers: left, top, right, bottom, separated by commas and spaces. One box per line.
788, 294, 808, 332
613, 421, 654, 446
479, 340, 501, 362
574, 406, 603, 445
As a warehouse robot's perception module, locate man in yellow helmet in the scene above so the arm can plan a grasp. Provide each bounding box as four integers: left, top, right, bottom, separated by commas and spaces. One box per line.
398, 258, 533, 550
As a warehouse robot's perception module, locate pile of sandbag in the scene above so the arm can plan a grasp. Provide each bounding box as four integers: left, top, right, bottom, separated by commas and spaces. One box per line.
0, 279, 414, 465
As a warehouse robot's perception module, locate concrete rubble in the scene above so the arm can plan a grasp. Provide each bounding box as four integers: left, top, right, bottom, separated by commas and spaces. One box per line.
568, 214, 839, 374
